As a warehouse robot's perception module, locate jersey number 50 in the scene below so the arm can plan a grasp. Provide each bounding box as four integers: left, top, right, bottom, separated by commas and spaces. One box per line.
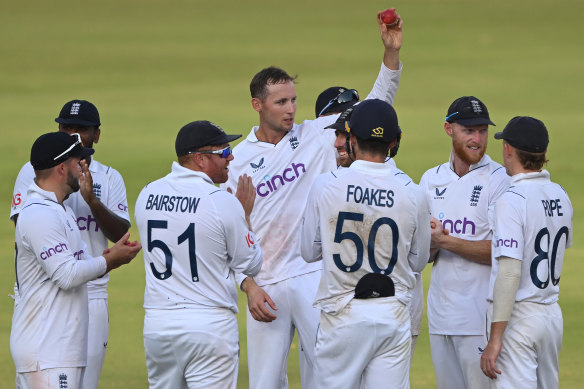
147, 220, 198, 282
333, 211, 399, 275
531, 226, 569, 289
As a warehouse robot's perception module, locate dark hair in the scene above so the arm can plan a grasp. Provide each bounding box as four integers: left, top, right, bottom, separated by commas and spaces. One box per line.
516, 148, 548, 170
250, 66, 297, 101
354, 136, 391, 157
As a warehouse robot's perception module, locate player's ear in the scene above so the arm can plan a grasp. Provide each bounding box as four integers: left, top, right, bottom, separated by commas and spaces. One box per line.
93, 128, 101, 144
444, 121, 454, 137
251, 98, 262, 113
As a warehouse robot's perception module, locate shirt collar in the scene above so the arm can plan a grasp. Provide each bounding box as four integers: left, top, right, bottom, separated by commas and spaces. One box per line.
349, 159, 393, 174
510, 169, 550, 185
27, 180, 60, 204
170, 161, 214, 185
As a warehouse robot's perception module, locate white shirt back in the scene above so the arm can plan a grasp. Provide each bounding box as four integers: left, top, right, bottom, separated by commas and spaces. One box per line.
135, 162, 262, 313
488, 170, 573, 304
301, 160, 430, 314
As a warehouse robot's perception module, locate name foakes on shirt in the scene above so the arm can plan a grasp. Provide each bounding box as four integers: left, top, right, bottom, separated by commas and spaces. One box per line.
145, 194, 200, 214
346, 184, 394, 208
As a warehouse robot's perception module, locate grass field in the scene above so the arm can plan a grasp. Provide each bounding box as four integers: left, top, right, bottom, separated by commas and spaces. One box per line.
1, 0, 582, 387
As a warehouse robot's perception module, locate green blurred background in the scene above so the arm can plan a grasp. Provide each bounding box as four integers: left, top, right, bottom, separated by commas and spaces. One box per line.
1, 0, 582, 387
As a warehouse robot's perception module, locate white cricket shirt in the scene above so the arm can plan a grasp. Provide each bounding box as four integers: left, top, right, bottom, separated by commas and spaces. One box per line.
419, 153, 509, 335
135, 162, 263, 313
10, 160, 130, 299
301, 160, 430, 314
224, 62, 402, 287
488, 170, 572, 304
11, 183, 107, 372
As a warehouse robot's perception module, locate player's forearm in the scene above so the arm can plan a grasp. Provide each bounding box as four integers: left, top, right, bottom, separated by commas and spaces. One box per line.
383, 47, 400, 71
438, 236, 492, 265
488, 321, 508, 343
51, 256, 108, 290
86, 197, 131, 241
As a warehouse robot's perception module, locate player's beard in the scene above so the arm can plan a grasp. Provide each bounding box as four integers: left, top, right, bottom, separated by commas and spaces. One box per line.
453, 138, 485, 166
66, 169, 80, 193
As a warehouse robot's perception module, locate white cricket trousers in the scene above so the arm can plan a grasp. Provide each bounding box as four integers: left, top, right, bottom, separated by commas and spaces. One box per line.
16, 367, 83, 389
316, 297, 411, 389
82, 298, 108, 389
246, 270, 321, 389
144, 307, 239, 389
430, 333, 490, 389
486, 301, 563, 389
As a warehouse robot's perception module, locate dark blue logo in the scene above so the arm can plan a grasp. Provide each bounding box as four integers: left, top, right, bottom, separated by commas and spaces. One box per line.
435, 187, 447, 197
250, 157, 265, 173
289, 136, 299, 150
470, 185, 483, 206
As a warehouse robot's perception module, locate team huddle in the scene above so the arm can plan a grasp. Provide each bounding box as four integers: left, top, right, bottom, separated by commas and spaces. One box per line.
9, 9, 573, 389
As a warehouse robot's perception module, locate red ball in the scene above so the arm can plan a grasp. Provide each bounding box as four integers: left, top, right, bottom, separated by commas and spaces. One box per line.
380, 8, 399, 26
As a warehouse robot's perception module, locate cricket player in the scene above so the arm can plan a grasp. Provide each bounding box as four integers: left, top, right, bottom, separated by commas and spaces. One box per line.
301, 99, 430, 388
480, 116, 572, 388
419, 96, 510, 389
324, 107, 424, 357
11, 131, 141, 389
223, 12, 404, 388
9, 100, 131, 389
135, 121, 263, 389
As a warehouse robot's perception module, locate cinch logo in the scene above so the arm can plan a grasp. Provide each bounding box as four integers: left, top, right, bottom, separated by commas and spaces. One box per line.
250, 157, 266, 173
496, 237, 518, 248
257, 162, 306, 198
77, 215, 100, 232
12, 193, 22, 207
118, 203, 128, 212
438, 212, 476, 235
39, 243, 69, 260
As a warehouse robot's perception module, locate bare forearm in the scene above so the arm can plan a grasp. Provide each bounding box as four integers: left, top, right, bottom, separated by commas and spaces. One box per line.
438, 236, 491, 265
383, 48, 400, 70
86, 198, 130, 242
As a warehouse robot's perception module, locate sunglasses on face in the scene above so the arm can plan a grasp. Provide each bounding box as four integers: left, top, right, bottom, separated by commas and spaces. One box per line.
190, 146, 232, 158
54, 133, 82, 161
319, 89, 360, 117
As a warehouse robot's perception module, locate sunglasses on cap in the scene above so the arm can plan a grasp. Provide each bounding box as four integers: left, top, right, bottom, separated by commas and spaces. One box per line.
53, 133, 82, 161
189, 145, 232, 158
319, 89, 359, 117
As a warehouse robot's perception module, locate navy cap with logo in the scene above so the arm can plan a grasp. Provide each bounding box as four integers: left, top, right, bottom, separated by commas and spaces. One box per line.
315, 86, 359, 118
175, 121, 242, 157
354, 273, 395, 299
55, 100, 101, 127
494, 116, 549, 153
347, 99, 401, 142
31, 132, 95, 170
445, 96, 495, 127
324, 106, 354, 133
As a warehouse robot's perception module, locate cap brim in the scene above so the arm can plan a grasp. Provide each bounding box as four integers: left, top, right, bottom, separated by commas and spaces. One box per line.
55, 118, 101, 127
324, 121, 347, 132
455, 117, 496, 127
493, 132, 505, 140
71, 146, 95, 159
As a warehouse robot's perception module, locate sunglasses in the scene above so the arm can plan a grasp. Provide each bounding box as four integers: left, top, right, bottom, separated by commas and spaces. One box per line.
53, 133, 82, 161
190, 146, 232, 158
319, 89, 359, 117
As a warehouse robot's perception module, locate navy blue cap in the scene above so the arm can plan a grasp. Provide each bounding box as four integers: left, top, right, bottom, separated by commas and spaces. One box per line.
176, 121, 241, 157
495, 116, 549, 153
31, 132, 94, 170
347, 99, 400, 142
445, 96, 495, 126
55, 100, 101, 127
315, 86, 359, 117
325, 106, 354, 133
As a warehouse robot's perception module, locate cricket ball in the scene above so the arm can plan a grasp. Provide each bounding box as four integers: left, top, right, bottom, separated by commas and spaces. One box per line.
380, 8, 399, 27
